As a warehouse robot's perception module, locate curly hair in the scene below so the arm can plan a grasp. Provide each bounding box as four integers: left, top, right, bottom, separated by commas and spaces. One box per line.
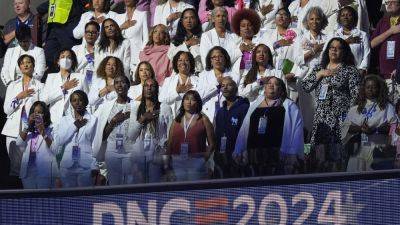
132, 61, 156, 85
172, 51, 196, 74
96, 56, 125, 80
231, 9, 261, 36
320, 37, 355, 68
243, 44, 273, 87
70, 90, 89, 108
355, 75, 389, 113
173, 8, 203, 46
146, 24, 171, 46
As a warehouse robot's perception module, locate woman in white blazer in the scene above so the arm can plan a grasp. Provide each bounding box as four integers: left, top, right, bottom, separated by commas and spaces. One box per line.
239, 44, 282, 102
154, 0, 194, 37
331, 6, 370, 76
200, 7, 242, 68
168, 8, 203, 74
115, 0, 149, 75
247, 0, 282, 29
258, 8, 300, 100
128, 61, 156, 102
73, 0, 118, 40
128, 78, 174, 183
198, 46, 240, 122
16, 101, 59, 189
57, 90, 98, 188
293, 6, 328, 137
2, 55, 44, 177
1, 25, 46, 86
92, 75, 137, 185
72, 21, 100, 93
159, 51, 199, 118
43, 49, 84, 127
230, 9, 261, 76
95, 18, 131, 76
233, 77, 304, 176
89, 56, 125, 112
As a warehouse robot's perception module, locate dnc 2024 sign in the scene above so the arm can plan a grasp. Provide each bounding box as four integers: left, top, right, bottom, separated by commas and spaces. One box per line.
1, 178, 399, 224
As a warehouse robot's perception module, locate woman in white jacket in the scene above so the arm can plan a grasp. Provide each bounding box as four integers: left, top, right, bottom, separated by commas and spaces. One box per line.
200, 7, 242, 67
16, 101, 59, 189
153, 0, 194, 37
57, 90, 98, 187
294, 6, 328, 138
258, 8, 300, 100
159, 51, 199, 117
331, 6, 370, 76
73, 0, 118, 40
2, 55, 44, 177
95, 18, 131, 76
233, 76, 304, 176
43, 49, 84, 127
198, 46, 240, 121
168, 8, 203, 73
128, 78, 173, 183
239, 44, 281, 102
115, 0, 149, 74
89, 56, 125, 112
128, 61, 156, 102
92, 75, 137, 185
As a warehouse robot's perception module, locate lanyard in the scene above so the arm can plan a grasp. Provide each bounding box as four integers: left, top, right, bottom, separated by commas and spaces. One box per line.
362, 103, 377, 122
30, 132, 43, 153
183, 114, 196, 141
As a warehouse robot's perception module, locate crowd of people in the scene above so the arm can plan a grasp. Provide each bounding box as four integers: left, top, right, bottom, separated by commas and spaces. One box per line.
0, 0, 399, 189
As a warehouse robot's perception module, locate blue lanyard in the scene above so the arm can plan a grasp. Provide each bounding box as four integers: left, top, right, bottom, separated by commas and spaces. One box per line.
362, 103, 377, 121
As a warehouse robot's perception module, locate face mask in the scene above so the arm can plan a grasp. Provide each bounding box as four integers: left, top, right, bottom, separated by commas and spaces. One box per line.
59, 58, 72, 70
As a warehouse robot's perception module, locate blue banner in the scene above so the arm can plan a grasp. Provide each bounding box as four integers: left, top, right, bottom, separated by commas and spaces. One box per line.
1, 176, 400, 224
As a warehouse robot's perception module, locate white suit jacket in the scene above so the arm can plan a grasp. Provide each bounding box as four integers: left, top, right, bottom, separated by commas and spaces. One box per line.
2, 78, 44, 138
43, 72, 84, 126
153, 1, 193, 37
128, 102, 174, 158
199, 28, 242, 67
115, 10, 149, 73
94, 39, 131, 77
55, 111, 98, 169
92, 98, 136, 161
197, 69, 240, 121
72, 11, 118, 40
88, 76, 117, 112
16, 126, 59, 178
158, 73, 199, 118
1, 44, 46, 86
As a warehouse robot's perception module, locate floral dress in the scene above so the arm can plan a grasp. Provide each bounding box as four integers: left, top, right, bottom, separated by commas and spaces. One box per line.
302, 64, 361, 161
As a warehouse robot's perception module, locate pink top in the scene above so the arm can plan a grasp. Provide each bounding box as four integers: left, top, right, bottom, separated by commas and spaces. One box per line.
139, 45, 173, 85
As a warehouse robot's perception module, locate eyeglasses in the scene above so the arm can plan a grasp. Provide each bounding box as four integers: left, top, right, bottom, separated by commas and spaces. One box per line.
85, 31, 98, 35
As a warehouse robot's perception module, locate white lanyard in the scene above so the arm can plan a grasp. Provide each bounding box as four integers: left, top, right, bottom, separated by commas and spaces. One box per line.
183, 114, 196, 140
